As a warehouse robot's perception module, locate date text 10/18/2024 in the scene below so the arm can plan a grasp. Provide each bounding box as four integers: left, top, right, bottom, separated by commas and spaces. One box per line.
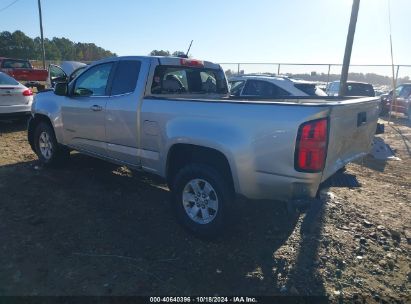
149, 297, 258, 303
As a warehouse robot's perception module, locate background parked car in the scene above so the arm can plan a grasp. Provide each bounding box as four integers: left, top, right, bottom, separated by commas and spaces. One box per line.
0, 71, 33, 118
229, 75, 327, 98
0, 57, 48, 92
380, 83, 411, 117
48, 61, 87, 88
326, 80, 375, 97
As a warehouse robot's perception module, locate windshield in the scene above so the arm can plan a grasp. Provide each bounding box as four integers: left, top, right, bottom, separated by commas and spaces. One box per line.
0, 72, 19, 85
346, 83, 375, 97
69, 66, 87, 82
1, 59, 32, 69
151, 65, 228, 95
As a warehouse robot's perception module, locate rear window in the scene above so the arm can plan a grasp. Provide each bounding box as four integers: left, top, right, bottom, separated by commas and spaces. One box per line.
294, 83, 319, 96
0, 72, 19, 85
151, 66, 228, 95
346, 83, 375, 97
1, 59, 31, 69
294, 83, 327, 96
242, 80, 291, 98
229, 80, 245, 96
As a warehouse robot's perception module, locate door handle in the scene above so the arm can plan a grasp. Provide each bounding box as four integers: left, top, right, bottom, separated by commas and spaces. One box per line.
90, 105, 103, 112
357, 112, 367, 127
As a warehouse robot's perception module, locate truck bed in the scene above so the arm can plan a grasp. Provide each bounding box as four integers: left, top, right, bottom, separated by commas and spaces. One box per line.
141, 95, 379, 200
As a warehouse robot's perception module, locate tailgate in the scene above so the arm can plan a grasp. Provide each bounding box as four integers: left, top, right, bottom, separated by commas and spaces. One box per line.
321, 97, 380, 182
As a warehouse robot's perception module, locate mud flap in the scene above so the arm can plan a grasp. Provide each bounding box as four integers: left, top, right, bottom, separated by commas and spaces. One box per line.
376, 123, 385, 135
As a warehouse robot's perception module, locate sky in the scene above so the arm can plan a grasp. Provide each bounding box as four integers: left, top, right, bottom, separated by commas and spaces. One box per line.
1, 0, 410, 76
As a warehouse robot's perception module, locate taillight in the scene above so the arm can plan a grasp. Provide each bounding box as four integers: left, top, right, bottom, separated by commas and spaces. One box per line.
22, 89, 33, 96
295, 118, 328, 172
180, 58, 204, 67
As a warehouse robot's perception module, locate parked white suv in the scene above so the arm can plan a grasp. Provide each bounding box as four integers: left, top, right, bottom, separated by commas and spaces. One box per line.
229, 75, 326, 98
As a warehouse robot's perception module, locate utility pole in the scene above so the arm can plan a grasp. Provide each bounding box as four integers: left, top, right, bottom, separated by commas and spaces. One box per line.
387, 0, 396, 124
339, 0, 360, 97
37, 0, 46, 69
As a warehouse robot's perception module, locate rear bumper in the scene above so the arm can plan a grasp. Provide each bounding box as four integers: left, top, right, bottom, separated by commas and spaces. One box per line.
238, 170, 321, 202
0, 104, 32, 115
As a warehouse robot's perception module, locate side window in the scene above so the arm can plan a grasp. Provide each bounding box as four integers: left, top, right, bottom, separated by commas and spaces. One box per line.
73, 63, 113, 97
243, 80, 290, 97
111, 60, 141, 96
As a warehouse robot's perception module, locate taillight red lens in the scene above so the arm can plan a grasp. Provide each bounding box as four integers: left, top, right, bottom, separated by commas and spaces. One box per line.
180, 58, 204, 67
295, 118, 328, 172
22, 89, 33, 96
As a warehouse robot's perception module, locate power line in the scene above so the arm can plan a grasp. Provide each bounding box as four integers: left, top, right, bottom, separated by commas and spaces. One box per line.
0, 0, 21, 13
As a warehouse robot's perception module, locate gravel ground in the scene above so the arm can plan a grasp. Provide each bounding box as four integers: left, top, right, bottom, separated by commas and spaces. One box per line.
0, 116, 409, 302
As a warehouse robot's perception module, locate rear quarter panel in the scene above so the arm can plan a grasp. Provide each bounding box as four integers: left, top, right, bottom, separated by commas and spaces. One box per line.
140, 98, 330, 200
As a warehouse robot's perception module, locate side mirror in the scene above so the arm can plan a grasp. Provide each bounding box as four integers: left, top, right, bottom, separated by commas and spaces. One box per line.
54, 82, 68, 96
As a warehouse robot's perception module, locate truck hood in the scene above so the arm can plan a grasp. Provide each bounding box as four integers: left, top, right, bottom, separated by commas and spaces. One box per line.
60, 61, 87, 76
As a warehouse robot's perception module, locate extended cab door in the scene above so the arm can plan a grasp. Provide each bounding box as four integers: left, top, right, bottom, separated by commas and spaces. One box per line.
61, 62, 114, 157
105, 59, 144, 165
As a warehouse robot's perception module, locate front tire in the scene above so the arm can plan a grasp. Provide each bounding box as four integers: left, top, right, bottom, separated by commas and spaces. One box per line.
33, 121, 69, 167
172, 164, 233, 239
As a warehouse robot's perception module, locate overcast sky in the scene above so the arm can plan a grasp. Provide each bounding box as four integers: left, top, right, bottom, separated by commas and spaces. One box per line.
1, 0, 410, 75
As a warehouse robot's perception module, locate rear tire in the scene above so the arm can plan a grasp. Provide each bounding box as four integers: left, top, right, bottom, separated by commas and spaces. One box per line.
33, 121, 69, 167
172, 163, 233, 239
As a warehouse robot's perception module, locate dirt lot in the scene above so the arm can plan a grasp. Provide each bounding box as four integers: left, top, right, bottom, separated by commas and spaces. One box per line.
0, 116, 410, 302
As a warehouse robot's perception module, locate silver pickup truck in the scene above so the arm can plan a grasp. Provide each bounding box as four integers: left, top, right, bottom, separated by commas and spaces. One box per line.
28, 56, 380, 237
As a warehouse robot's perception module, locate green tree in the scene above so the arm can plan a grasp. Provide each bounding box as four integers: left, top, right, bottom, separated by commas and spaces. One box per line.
150, 50, 189, 57
4, 30, 35, 59
0, 31, 13, 56
0, 30, 116, 61
150, 50, 170, 56
172, 51, 186, 57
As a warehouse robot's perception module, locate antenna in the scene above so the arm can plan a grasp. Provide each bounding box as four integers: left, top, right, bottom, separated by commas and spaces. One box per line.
186, 40, 193, 57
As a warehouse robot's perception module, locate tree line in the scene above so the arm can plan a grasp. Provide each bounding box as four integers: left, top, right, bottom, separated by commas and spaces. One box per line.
0, 30, 116, 61
290, 72, 410, 87
225, 69, 410, 86
149, 50, 187, 57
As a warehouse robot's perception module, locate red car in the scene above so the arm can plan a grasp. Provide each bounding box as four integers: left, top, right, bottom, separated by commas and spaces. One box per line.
0, 57, 48, 91
381, 83, 411, 118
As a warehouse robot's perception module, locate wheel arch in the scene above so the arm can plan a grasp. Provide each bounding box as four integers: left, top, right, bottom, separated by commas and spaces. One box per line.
28, 114, 55, 151
165, 143, 235, 195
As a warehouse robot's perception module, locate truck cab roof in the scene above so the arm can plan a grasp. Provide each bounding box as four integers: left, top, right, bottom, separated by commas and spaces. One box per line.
90, 56, 222, 70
